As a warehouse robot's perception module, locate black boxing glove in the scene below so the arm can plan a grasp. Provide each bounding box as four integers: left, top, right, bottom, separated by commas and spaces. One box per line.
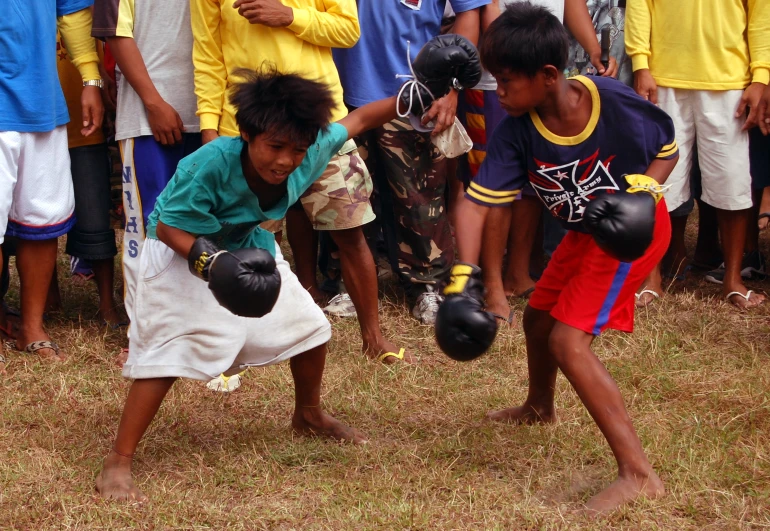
400, 34, 482, 116
582, 191, 657, 262
188, 237, 281, 317
435, 263, 498, 362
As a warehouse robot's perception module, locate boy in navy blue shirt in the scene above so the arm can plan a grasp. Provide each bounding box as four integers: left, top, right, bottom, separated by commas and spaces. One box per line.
447, 3, 678, 513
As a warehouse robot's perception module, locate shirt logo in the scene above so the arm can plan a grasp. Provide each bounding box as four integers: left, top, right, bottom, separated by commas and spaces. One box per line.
529, 150, 619, 223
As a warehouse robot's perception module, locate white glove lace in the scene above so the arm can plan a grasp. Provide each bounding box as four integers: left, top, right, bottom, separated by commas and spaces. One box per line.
395, 40, 437, 119
626, 182, 673, 195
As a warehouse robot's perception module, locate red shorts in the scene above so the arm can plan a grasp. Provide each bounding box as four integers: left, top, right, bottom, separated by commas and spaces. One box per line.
529, 200, 671, 335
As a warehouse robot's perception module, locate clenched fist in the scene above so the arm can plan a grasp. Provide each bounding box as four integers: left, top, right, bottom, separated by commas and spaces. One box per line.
232, 0, 293, 27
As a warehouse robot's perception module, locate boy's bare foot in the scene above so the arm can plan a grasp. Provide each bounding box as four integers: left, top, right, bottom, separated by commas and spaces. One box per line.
95, 451, 148, 502
363, 338, 416, 365
486, 403, 556, 424
292, 407, 368, 444
0, 344, 6, 376
583, 470, 664, 515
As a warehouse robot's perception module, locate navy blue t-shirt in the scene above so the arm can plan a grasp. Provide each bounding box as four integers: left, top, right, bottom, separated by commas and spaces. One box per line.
468, 76, 678, 232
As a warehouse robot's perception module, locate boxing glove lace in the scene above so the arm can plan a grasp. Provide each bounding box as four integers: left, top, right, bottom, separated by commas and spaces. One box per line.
399, 34, 482, 117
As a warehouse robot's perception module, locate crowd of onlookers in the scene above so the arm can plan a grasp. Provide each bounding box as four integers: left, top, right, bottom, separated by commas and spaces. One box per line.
0, 0, 768, 378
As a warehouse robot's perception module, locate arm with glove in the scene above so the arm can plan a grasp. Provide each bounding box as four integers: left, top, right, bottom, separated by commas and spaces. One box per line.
156, 222, 281, 318
433, 199, 499, 362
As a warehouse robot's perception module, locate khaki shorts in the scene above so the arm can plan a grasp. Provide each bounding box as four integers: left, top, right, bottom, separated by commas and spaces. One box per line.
259, 139, 375, 233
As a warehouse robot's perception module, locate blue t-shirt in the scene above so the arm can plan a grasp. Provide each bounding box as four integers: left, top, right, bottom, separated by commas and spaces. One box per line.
0, 0, 92, 132
146, 123, 349, 255
332, 0, 489, 107
468, 76, 678, 232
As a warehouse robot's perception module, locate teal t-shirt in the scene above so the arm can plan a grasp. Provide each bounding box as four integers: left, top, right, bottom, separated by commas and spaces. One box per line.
146, 123, 349, 255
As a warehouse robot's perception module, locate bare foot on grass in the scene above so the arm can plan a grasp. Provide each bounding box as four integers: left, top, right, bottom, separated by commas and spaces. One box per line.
486, 404, 556, 424
95, 452, 148, 502
292, 407, 368, 444
583, 471, 664, 515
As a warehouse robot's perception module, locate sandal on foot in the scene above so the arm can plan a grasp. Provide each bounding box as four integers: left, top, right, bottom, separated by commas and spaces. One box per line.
758, 212, 770, 230
206, 371, 245, 393
491, 308, 515, 325
377, 348, 405, 363
101, 319, 129, 330
17, 340, 62, 358
635, 289, 660, 308
516, 287, 535, 300
725, 290, 764, 309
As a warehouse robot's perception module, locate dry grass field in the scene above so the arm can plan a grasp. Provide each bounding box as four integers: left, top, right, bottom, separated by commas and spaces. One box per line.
1, 227, 769, 529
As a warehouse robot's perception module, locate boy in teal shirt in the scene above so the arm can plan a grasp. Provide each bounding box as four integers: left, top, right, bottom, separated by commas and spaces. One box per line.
96, 68, 409, 502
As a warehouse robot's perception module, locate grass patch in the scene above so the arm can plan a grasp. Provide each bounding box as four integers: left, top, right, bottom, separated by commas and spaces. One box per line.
1, 226, 770, 529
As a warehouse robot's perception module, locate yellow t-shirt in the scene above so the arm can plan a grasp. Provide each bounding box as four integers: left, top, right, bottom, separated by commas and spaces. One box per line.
625, 0, 770, 90
56, 34, 105, 148
191, 0, 359, 136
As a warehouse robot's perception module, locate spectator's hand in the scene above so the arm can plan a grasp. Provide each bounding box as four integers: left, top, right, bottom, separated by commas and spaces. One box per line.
81, 85, 105, 137
589, 52, 618, 78
759, 83, 770, 136
423, 88, 459, 136
736, 82, 766, 132
201, 129, 220, 145
232, 0, 293, 27
146, 99, 185, 145
633, 69, 658, 105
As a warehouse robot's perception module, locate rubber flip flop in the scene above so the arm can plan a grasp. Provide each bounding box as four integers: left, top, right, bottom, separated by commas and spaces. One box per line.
377, 348, 405, 363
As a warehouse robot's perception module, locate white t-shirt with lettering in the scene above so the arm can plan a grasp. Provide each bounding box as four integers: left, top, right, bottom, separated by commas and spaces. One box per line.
475, 0, 565, 90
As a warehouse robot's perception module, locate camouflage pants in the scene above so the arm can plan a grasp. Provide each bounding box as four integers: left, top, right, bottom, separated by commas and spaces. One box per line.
364, 116, 455, 292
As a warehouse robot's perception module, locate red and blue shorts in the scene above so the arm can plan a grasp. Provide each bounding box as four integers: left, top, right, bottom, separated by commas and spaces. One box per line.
528, 200, 671, 335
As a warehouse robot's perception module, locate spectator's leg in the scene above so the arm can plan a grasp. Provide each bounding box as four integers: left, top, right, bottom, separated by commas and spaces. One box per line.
375, 118, 454, 322
502, 194, 540, 298
66, 143, 120, 324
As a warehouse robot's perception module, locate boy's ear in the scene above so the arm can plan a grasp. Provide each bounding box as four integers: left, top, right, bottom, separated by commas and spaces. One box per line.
542, 65, 560, 86
240, 130, 250, 142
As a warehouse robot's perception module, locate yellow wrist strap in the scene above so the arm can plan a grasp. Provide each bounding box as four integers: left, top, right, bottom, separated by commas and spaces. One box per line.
625, 174, 664, 205
443, 264, 473, 295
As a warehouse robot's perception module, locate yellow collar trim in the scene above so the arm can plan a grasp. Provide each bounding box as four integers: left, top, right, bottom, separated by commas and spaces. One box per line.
529, 75, 600, 146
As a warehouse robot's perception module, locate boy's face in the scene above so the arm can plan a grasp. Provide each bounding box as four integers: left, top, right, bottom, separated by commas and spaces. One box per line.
493, 68, 549, 117
240, 131, 309, 185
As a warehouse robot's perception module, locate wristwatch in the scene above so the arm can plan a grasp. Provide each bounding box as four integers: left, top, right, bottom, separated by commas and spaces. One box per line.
83, 79, 104, 89
451, 78, 464, 91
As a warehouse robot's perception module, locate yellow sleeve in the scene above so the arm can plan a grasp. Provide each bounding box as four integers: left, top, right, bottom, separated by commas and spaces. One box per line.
748, 0, 770, 85
58, 7, 100, 82
191, 0, 228, 132
287, 0, 360, 49
624, 0, 653, 72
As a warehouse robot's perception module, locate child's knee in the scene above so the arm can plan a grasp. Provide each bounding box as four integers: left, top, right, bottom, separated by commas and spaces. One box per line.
522, 305, 552, 338
547, 329, 577, 366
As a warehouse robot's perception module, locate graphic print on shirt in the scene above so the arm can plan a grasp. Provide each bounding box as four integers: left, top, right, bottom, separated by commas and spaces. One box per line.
529, 150, 619, 223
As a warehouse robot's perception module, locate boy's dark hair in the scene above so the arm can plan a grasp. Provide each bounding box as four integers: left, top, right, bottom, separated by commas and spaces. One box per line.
479, 2, 569, 77
230, 65, 335, 146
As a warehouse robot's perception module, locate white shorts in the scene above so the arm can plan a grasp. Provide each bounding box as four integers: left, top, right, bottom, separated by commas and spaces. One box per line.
657, 88, 752, 212
123, 239, 332, 381
0, 126, 75, 243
